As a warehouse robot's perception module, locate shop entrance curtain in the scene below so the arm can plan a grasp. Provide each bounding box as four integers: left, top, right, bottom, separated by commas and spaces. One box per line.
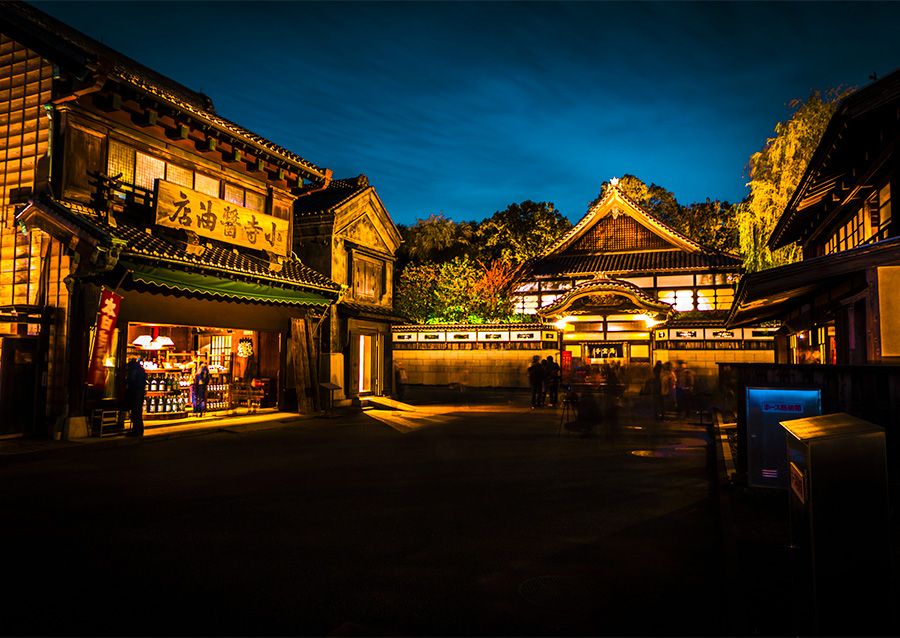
291, 317, 320, 414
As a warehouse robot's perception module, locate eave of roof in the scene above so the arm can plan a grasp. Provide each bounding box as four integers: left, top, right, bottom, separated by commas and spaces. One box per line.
727, 236, 900, 328
769, 68, 900, 249
525, 252, 741, 278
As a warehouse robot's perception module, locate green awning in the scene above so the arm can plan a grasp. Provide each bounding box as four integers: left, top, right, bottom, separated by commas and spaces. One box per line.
123, 262, 333, 307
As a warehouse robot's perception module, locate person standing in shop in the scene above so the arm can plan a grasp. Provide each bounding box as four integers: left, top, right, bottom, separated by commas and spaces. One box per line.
193, 362, 211, 416
123, 357, 147, 437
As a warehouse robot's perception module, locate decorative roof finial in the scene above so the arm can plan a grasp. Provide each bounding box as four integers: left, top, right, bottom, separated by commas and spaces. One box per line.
609, 176, 619, 187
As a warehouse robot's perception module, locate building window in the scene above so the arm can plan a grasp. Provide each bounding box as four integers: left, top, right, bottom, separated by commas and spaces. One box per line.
194, 173, 220, 197
166, 163, 193, 189
107, 139, 136, 184
244, 190, 266, 213
658, 289, 694, 311
134, 152, 165, 190
696, 287, 734, 311
353, 257, 383, 301
224, 183, 244, 206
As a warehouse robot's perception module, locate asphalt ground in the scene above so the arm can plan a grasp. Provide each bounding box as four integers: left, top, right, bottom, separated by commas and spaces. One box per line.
4, 387, 893, 636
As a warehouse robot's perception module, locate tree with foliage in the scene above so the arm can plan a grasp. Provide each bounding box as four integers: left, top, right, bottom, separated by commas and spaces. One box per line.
396, 213, 476, 270
737, 89, 848, 272
470, 259, 518, 321
394, 257, 519, 324
678, 199, 739, 253
394, 262, 440, 324
477, 200, 572, 263
591, 174, 682, 228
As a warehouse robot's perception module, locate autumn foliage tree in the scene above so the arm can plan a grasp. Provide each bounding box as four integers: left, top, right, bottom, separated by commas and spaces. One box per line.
394, 201, 570, 323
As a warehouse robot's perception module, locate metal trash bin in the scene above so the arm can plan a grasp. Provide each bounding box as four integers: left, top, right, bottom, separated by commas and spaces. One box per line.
780, 412, 891, 635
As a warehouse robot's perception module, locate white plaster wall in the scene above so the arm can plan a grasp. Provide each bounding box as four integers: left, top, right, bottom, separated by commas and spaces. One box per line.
393, 349, 558, 388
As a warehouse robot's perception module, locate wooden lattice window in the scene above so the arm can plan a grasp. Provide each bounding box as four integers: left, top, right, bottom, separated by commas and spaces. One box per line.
570, 216, 671, 253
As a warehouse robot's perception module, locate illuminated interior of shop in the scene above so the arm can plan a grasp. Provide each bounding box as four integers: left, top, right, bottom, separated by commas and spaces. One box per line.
126, 322, 266, 419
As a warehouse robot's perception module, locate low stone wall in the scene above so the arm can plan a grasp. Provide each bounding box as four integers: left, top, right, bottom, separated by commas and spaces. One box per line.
394, 348, 558, 388
654, 348, 775, 393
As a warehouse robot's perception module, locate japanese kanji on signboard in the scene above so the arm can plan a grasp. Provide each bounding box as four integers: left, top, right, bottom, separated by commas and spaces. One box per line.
155, 180, 290, 256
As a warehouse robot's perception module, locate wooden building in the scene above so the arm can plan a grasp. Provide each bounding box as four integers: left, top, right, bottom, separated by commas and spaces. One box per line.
0, 1, 342, 437
728, 69, 900, 364
293, 175, 403, 403
517, 179, 775, 387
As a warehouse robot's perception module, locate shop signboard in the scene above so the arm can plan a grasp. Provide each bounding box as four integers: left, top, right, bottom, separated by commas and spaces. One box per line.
417, 331, 445, 342
477, 331, 509, 342
155, 180, 289, 256
584, 342, 624, 359
746, 386, 821, 489
392, 333, 415, 342
86, 288, 122, 387
511, 330, 540, 341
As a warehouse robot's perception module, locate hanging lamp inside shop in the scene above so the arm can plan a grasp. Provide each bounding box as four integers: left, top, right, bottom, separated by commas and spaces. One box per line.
132, 334, 153, 348
153, 336, 175, 348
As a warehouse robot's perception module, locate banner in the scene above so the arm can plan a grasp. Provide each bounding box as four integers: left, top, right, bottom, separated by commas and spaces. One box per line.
86, 288, 122, 387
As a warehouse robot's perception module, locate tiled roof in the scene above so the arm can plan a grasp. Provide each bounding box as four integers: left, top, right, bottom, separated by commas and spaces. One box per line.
339, 300, 407, 323
51, 199, 340, 294
393, 323, 547, 331
665, 310, 731, 327
294, 177, 368, 216
525, 251, 741, 277
0, 1, 328, 180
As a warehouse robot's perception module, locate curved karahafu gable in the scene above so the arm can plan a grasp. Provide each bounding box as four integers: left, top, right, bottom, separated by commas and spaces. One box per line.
536, 275, 675, 319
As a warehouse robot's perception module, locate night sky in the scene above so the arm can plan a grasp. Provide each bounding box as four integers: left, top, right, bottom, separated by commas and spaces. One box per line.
32, 1, 900, 225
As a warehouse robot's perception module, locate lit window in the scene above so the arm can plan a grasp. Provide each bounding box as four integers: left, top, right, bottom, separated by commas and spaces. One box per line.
696, 289, 715, 311
135, 152, 165, 190
107, 140, 135, 184
658, 290, 694, 310
244, 190, 265, 213
224, 183, 244, 206
194, 173, 219, 198
674, 290, 694, 311
166, 163, 193, 189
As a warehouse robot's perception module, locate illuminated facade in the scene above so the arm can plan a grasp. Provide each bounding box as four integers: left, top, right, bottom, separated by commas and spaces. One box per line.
728, 69, 900, 364
0, 2, 342, 436
517, 180, 775, 386
294, 175, 404, 402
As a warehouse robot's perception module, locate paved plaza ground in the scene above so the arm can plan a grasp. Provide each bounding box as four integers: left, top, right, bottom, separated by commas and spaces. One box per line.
1, 387, 896, 636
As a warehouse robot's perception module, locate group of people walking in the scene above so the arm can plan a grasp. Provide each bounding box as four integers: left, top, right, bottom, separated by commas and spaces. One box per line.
527, 355, 561, 408
651, 359, 694, 420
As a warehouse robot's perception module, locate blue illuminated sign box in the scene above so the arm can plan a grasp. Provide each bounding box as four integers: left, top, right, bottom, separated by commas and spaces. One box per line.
746, 387, 822, 489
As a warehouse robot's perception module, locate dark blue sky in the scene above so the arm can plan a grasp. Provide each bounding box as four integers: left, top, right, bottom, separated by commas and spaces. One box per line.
33, 1, 900, 225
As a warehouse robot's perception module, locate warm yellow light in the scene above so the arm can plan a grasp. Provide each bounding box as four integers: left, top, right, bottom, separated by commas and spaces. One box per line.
643, 314, 660, 329
554, 318, 568, 330
132, 334, 153, 348
103, 356, 115, 368
153, 336, 175, 348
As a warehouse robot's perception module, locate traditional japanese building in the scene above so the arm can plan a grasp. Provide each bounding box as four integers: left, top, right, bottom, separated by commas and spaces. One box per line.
0, 1, 342, 437
293, 175, 403, 403
728, 69, 900, 364
517, 179, 775, 388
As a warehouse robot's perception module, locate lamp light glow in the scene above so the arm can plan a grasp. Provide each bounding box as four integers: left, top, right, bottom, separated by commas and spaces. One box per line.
132, 334, 153, 348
